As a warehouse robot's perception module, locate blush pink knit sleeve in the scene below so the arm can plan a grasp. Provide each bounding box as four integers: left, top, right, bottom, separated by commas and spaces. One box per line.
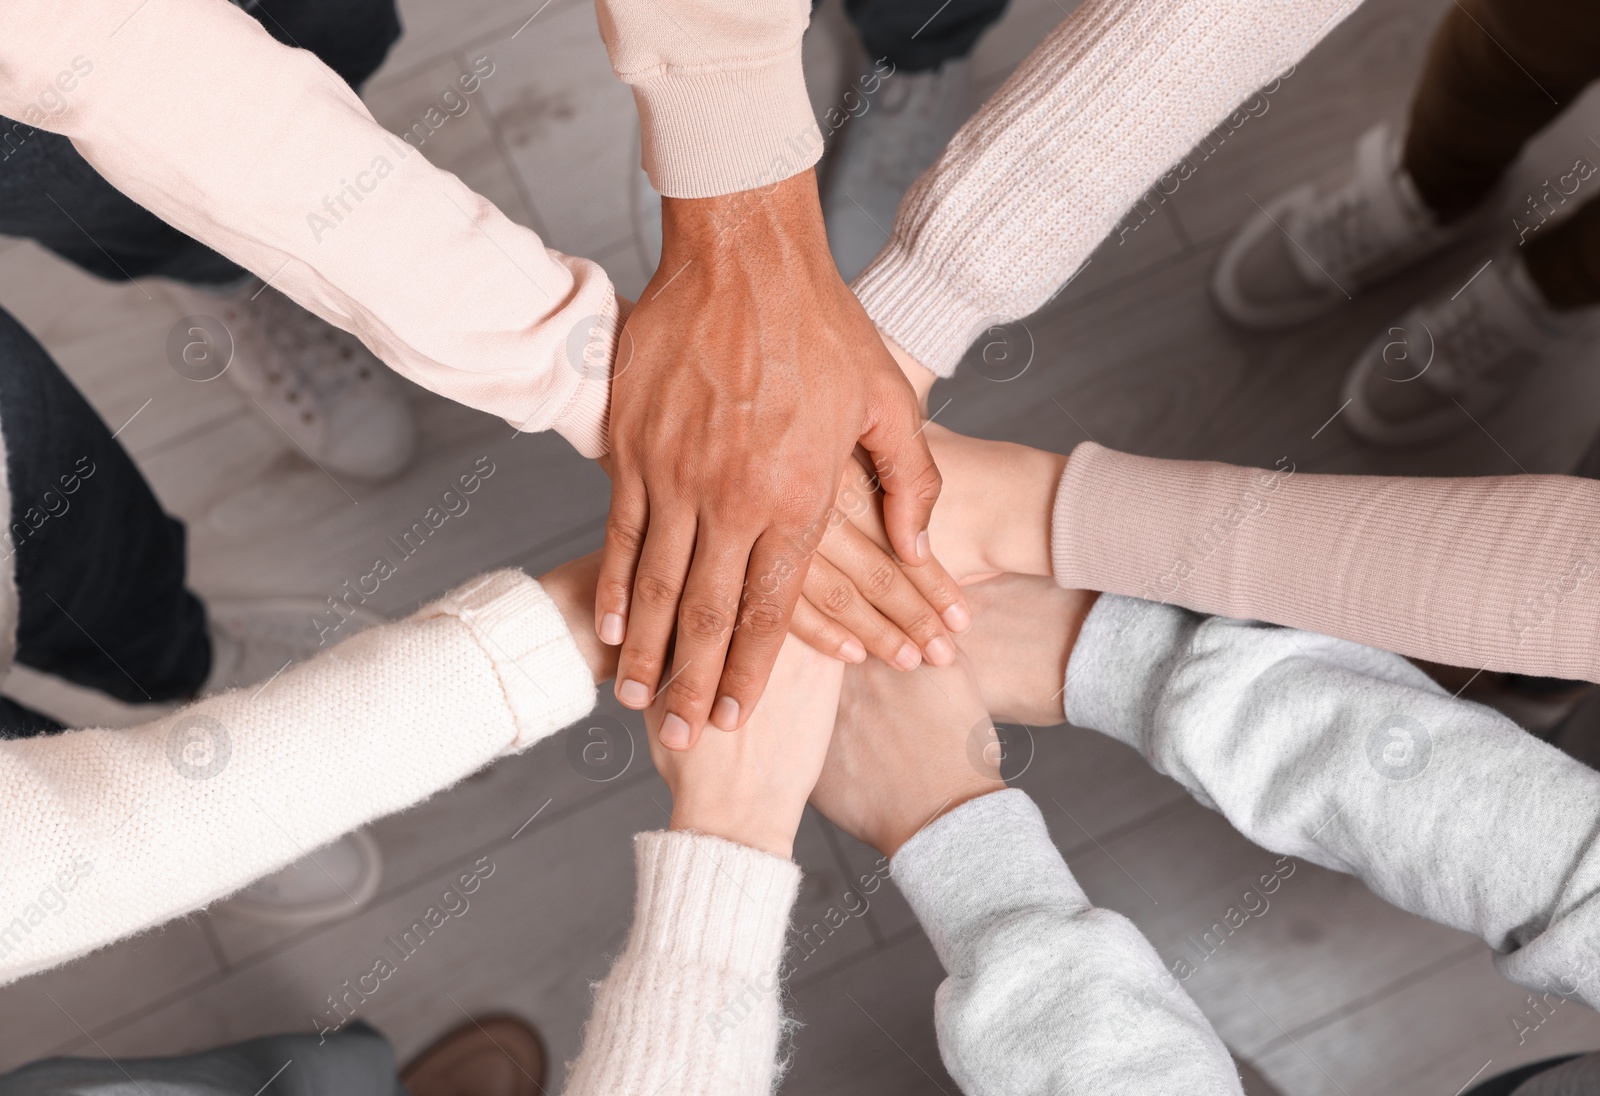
594, 0, 821, 198
1052, 445, 1600, 684
853, 0, 1359, 374
0, 0, 620, 456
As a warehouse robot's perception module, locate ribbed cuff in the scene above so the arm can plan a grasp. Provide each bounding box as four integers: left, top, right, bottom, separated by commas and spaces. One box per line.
1061, 593, 1190, 752
632, 48, 822, 198
853, 241, 993, 378
891, 790, 1087, 975
547, 293, 629, 459
431, 570, 597, 750
630, 831, 800, 977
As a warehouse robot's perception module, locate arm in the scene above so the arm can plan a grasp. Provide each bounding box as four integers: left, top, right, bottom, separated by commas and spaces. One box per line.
811, 652, 1241, 1094
589, 0, 950, 745
0, 560, 609, 986
853, 0, 1360, 375
905, 421, 1600, 683
0, 0, 618, 454
564, 634, 842, 1094
1063, 594, 1600, 1008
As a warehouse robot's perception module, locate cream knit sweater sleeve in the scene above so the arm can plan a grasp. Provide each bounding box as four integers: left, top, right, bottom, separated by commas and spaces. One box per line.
0, 0, 620, 456
853, 0, 1359, 374
0, 570, 595, 986
1050, 446, 1600, 683
564, 830, 800, 1095
594, 0, 821, 198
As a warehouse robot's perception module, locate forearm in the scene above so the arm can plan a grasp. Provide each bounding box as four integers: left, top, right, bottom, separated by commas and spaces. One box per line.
855, 0, 1357, 374
0, 0, 617, 454
1052, 446, 1600, 682
563, 831, 799, 1095
0, 571, 595, 985
1063, 595, 1600, 1007
595, 0, 818, 197
892, 790, 1241, 1095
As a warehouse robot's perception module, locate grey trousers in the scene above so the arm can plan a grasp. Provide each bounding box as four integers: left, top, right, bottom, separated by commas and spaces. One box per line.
0, 1023, 404, 1096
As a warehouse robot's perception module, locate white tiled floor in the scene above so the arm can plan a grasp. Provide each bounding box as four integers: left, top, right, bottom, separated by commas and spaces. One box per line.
3, 0, 1600, 1092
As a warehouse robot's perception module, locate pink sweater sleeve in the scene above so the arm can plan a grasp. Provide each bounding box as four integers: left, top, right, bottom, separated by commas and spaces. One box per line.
594, 0, 821, 198
0, 0, 620, 456
853, 0, 1358, 375
1052, 445, 1600, 684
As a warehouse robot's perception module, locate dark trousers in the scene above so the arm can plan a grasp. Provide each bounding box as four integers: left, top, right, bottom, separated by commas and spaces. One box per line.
0, 0, 400, 286
0, 308, 211, 735
1402, 0, 1600, 307
0, 1022, 406, 1096
844, 0, 1010, 72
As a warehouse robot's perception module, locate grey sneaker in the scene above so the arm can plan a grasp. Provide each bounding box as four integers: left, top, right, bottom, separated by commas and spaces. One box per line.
172, 282, 417, 480
822, 59, 974, 281
1342, 253, 1600, 446
203, 597, 385, 696
1212, 124, 1467, 329
216, 829, 383, 926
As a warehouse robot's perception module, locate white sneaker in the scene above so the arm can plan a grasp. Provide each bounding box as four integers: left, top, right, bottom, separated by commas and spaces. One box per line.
216, 829, 383, 926
203, 597, 386, 696
822, 59, 974, 282
1212, 124, 1469, 330
1342, 254, 1600, 446
169, 282, 417, 480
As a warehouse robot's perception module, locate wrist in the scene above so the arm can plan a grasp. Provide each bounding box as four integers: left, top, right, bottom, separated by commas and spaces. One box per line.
671, 792, 799, 860
878, 780, 1003, 859
982, 446, 1067, 578
538, 554, 616, 684
660, 169, 829, 269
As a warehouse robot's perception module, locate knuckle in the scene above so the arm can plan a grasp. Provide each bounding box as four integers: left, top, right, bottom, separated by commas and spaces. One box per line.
634, 572, 680, 611
905, 611, 942, 641
604, 516, 646, 556
861, 560, 900, 599
680, 598, 734, 641
718, 661, 762, 699
822, 581, 856, 616
913, 464, 944, 504
666, 678, 709, 711
738, 598, 788, 639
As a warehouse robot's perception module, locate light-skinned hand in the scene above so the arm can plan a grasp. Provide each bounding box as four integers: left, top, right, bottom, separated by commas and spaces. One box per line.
647, 633, 843, 859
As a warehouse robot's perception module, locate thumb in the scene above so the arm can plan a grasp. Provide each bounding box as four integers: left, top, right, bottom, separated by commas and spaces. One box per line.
858, 372, 942, 566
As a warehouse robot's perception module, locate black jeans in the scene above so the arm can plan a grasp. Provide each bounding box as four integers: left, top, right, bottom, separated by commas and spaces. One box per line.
0, 1022, 406, 1095
0, 308, 210, 735
0, 0, 401, 286
844, 0, 1011, 72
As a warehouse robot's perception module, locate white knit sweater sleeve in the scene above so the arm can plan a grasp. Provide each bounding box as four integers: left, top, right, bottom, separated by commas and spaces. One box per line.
891, 789, 1242, 1095
0, 570, 595, 986
1064, 595, 1600, 1011
563, 830, 800, 1095
853, 0, 1359, 375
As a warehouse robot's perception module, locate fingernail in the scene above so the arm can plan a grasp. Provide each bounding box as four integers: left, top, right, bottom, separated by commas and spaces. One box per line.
942, 603, 971, 633
660, 713, 691, 749
839, 638, 867, 663
916, 530, 930, 562
925, 635, 956, 666
599, 612, 625, 645
618, 679, 650, 707
894, 642, 921, 670
711, 696, 740, 730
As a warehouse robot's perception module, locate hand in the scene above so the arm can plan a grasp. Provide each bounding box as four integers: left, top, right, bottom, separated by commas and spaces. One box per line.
538, 551, 617, 684
789, 457, 970, 672
648, 634, 843, 858
955, 574, 1098, 726
600, 168, 941, 748
811, 650, 1004, 858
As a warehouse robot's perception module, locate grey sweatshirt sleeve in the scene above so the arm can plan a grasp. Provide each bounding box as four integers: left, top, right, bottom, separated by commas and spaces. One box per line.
1063, 594, 1600, 1010
890, 789, 1243, 1095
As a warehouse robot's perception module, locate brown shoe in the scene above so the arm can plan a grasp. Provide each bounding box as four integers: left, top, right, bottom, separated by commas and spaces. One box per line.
400, 1015, 547, 1096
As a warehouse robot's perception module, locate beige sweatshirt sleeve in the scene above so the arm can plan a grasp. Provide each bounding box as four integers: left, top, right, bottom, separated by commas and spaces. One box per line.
595, 0, 821, 197
0, 0, 621, 456
1051, 445, 1600, 684
0, 571, 596, 986
853, 0, 1359, 374
563, 830, 800, 1095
